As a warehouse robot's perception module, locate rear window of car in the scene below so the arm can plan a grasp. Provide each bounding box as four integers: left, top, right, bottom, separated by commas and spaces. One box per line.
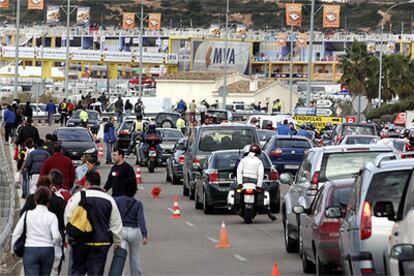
208, 111, 227, 120
344, 137, 376, 145
72, 110, 99, 120
366, 170, 412, 211
257, 131, 275, 141
211, 152, 240, 170
57, 130, 91, 142
199, 128, 256, 152
343, 125, 375, 136
273, 138, 311, 149
321, 151, 391, 181
159, 129, 183, 139
329, 186, 352, 209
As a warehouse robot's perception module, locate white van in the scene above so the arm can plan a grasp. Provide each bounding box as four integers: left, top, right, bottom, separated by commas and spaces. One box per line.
106, 96, 173, 115
0, 86, 22, 96
246, 114, 296, 129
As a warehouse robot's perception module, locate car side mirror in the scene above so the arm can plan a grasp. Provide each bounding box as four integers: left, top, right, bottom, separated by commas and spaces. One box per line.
325, 206, 342, 219
391, 244, 414, 261
373, 201, 395, 221
292, 206, 306, 215
279, 173, 292, 185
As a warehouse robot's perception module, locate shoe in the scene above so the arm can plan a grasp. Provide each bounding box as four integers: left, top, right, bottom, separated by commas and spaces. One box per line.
268, 213, 277, 221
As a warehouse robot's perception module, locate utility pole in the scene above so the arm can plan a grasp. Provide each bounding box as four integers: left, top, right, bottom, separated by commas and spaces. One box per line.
64, 0, 71, 99
139, 0, 144, 99
305, 0, 315, 107
222, 0, 229, 109
14, 0, 21, 99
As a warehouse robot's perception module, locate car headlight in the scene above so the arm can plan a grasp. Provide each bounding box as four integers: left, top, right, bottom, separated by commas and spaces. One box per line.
84, 148, 97, 154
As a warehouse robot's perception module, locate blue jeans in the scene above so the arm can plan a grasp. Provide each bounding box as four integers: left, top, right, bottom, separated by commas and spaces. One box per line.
116, 112, 123, 124
22, 170, 29, 197
23, 247, 54, 276
121, 227, 143, 276
105, 142, 113, 163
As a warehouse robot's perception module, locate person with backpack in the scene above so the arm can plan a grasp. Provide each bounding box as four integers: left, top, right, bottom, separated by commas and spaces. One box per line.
115, 179, 148, 276
58, 99, 68, 126
134, 99, 145, 116
64, 172, 123, 276
25, 139, 50, 195
125, 99, 133, 117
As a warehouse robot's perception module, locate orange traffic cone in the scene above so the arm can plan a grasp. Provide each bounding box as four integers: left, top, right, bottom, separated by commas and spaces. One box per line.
171, 196, 181, 219
97, 143, 104, 159
135, 166, 143, 184
215, 221, 231, 248
151, 186, 161, 198
272, 262, 280, 276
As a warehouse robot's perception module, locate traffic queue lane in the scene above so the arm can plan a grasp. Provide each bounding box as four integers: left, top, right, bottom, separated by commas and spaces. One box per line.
35, 125, 306, 276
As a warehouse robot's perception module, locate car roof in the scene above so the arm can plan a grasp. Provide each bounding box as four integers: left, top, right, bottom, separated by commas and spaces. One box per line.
56, 127, 89, 131
273, 135, 311, 141
196, 123, 256, 130
156, 112, 180, 115
365, 157, 414, 171
322, 179, 355, 190
344, 134, 378, 138
341, 123, 376, 127
157, 128, 181, 132
257, 129, 276, 134
309, 144, 394, 153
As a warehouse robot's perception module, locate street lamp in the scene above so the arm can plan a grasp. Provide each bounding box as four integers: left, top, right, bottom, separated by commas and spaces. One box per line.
222, 0, 229, 109
64, 0, 70, 99
138, 0, 144, 99
378, 0, 414, 106
305, 0, 315, 107
13, 0, 21, 99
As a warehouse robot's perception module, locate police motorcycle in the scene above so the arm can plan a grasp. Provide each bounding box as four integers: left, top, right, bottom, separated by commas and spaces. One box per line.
137, 124, 163, 173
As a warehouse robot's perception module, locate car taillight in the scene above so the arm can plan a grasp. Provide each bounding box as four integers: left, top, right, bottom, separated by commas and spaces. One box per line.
361, 268, 375, 274
178, 155, 185, 165
208, 170, 219, 183
270, 167, 279, 180
336, 135, 342, 144
119, 130, 129, 135
270, 149, 283, 157
193, 159, 201, 167
360, 201, 372, 240
149, 147, 155, 151
310, 171, 320, 190
320, 219, 340, 233
245, 188, 254, 194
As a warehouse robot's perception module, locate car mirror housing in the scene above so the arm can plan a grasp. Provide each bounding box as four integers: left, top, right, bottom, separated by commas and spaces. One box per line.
279, 173, 292, 185
391, 244, 414, 261
325, 206, 342, 219
373, 201, 395, 221
292, 205, 305, 215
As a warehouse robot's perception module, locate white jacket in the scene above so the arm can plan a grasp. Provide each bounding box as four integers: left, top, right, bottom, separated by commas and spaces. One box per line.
237, 152, 264, 188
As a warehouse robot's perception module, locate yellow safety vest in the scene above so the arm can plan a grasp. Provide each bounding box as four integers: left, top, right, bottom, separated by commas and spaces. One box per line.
135, 120, 144, 132
176, 118, 186, 129
80, 110, 89, 122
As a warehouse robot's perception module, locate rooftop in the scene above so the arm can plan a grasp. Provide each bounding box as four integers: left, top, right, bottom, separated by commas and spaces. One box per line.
158, 71, 227, 81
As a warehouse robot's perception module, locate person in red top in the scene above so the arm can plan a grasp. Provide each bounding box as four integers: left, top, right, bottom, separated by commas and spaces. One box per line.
67, 100, 75, 118
40, 144, 75, 191
50, 169, 72, 202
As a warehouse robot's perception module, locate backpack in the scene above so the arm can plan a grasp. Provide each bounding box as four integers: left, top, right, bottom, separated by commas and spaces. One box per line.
66, 191, 93, 241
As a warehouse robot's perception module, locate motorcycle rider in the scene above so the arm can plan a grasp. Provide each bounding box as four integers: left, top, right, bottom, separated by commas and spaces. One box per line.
126, 114, 146, 157
405, 130, 414, 152
139, 124, 162, 163
236, 144, 276, 221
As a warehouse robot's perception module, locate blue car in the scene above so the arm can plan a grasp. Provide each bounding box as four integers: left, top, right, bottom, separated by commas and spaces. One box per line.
264, 135, 313, 174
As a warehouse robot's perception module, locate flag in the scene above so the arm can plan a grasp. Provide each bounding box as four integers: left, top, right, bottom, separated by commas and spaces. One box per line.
285, 3, 302, 27
297, 32, 308, 48
148, 13, 161, 31
276, 33, 287, 47
323, 5, 340, 28
77, 7, 90, 25
123, 12, 136, 30
47, 5, 60, 24
28, 0, 44, 10
0, 0, 9, 9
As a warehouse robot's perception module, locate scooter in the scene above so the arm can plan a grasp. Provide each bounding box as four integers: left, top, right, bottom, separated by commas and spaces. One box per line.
227, 183, 270, 224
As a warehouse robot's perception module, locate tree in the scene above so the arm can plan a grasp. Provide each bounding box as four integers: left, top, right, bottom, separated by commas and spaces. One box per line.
382, 54, 414, 101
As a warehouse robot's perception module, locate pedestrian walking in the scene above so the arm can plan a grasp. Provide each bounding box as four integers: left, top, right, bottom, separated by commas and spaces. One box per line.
189, 100, 197, 123
46, 100, 56, 126
12, 187, 62, 276
24, 102, 33, 121
199, 101, 207, 125
58, 99, 68, 126
64, 172, 123, 276
40, 144, 75, 191
16, 118, 40, 147
74, 154, 90, 188
176, 99, 187, 115
134, 99, 145, 116
25, 139, 50, 195
67, 100, 75, 118
4, 105, 16, 142
104, 117, 117, 164
76, 156, 99, 190
104, 148, 135, 197
176, 114, 186, 135
51, 169, 72, 203
115, 181, 148, 276
79, 107, 89, 128
125, 99, 133, 117
115, 96, 124, 123
18, 138, 35, 198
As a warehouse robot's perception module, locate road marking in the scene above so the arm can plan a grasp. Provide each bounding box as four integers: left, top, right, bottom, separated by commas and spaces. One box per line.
206, 236, 218, 244
185, 221, 194, 228
234, 254, 247, 262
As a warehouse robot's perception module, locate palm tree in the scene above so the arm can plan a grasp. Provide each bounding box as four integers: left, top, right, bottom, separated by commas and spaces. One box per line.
382, 54, 414, 101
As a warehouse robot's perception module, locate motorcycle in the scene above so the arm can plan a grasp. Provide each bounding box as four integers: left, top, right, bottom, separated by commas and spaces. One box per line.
227, 183, 270, 224
138, 135, 162, 173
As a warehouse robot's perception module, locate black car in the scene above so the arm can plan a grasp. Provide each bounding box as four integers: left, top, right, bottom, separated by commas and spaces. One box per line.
155, 112, 181, 128
194, 150, 280, 214
205, 109, 232, 124
66, 110, 100, 134
116, 116, 151, 151
183, 123, 260, 200
158, 128, 184, 163
53, 127, 98, 164
166, 139, 187, 184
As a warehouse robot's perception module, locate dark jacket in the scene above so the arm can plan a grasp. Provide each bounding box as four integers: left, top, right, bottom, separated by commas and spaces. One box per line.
115, 196, 148, 238
24, 105, 33, 119
104, 162, 136, 197
16, 124, 40, 146
104, 122, 117, 143
46, 102, 56, 114
25, 148, 50, 175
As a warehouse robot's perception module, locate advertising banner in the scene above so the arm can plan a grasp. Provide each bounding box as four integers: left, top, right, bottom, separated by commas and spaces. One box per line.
296, 32, 308, 48
38, 48, 66, 60
103, 51, 133, 63
2, 47, 35, 59
70, 50, 102, 61
28, 0, 44, 10
323, 5, 340, 28
294, 115, 342, 130
276, 33, 287, 47
285, 3, 302, 27
46, 5, 60, 25
191, 39, 251, 74
123, 12, 136, 30
148, 13, 161, 31
77, 7, 90, 25
0, 0, 9, 9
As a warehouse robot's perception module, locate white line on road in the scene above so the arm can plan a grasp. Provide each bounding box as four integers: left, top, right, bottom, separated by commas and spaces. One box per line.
206, 236, 218, 244
185, 221, 194, 228
234, 254, 247, 262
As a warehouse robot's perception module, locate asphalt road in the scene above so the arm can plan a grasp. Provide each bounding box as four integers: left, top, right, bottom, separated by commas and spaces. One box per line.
36, 124, 306, 276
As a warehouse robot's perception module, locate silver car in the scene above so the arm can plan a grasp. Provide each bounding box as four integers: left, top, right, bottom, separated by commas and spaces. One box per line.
339, 155, 414, 275
280, 144, 394, 253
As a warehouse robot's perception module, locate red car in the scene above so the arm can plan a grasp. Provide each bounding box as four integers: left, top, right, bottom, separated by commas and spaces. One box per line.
294, 179, 353, 274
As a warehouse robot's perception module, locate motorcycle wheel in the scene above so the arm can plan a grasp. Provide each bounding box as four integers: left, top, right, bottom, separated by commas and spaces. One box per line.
243, 204, 255, 224
148, 160, 155, 173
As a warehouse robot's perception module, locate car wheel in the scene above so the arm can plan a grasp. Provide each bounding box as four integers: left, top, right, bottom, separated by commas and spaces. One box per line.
316, 249, 330, 276
189, 185, 195, 200
203, 190, 213, 214
301, 249, 316, 274
283, 211, 298, 253
195, 185, 203, 210
161, 120, 173, 128
172, 173, 181, 185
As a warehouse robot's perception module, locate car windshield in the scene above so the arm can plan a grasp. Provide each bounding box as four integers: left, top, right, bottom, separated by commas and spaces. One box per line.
257, 131, 275, 142
343, 125, 375, 136
344, 137, 376, 145
36, 104, 46, 111
393, 141, 406, 152
72, 110, 99, 120
57, 130, 91, 142
366, 170, 412, 212
329, 186, 352, 209
208, 111, 227, 120
212, 152, 240, 170
273, 139, 311, 148
158, 129, 183, 139
321, 151, 390, 181
199, 128, 256, 152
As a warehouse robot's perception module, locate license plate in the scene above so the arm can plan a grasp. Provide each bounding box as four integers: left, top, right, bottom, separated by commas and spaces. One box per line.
162, 144, 174, 149
244, 195, 254, 203
285, 164, 299, 169
149, 151, 157, 157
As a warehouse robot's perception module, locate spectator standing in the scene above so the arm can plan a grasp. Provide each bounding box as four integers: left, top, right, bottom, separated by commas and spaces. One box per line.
199, 101, 207, 125
125, 99, 133, 117
12, 187, 62, 276
104, 149, 135, 197
58, 99, 68, 126
277, 119, 292, 135
45, 100, 56, 126
115, 180, 148, 276
103, 117, 117, 164
176, 99, 187, 115
64, 173, 122, 276
272, 99, 282, 113
67, 100, 75, 118
16, 118, 39, 147
4, 105, 16, 142
189, 100, 197, 123
176, 114, 186, 135
24, 102, 33, 121
115, 96, 124, 123
134, 99, 145, 116
40, 144, 75, 191
25, 139, 50, 194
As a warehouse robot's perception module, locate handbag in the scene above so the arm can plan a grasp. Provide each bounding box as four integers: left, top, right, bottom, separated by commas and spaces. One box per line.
109, 247, 128, 276
13, 212, 28, 257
